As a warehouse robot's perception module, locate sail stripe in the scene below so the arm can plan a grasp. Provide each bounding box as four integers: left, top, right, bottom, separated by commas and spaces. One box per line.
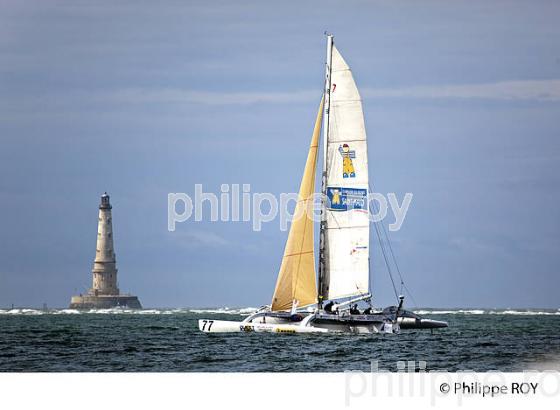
283, 250, 314, 258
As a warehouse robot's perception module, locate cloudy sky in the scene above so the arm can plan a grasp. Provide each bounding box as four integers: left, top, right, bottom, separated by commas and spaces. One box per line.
1, 1, 559, 309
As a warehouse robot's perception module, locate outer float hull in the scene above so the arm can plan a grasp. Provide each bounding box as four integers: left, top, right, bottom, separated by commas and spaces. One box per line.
198, 317, 393, 334
398, 317, 448, 329
198, 319, 329, 333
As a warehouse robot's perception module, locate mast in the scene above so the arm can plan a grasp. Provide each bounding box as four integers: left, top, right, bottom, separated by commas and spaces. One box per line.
318, 33, 333, 308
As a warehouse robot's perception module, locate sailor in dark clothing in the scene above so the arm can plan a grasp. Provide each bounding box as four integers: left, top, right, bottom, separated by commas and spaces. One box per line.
324, 301, 335, 314
350, 304, 360, 315
363, 307, 372, 315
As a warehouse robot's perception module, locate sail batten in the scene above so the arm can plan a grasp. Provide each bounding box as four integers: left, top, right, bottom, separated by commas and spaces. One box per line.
271, 97, 324, 311
322, 45, 370, 301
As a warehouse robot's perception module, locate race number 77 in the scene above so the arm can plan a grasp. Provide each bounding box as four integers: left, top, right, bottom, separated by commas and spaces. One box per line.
201, 320, 214, 331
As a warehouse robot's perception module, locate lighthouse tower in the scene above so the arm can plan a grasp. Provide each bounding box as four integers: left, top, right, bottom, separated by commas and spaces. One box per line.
69, 193, 142, 309
92, 193, 119, 296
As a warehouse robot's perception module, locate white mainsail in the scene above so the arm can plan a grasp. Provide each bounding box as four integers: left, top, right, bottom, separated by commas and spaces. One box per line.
322, 44, 370, 301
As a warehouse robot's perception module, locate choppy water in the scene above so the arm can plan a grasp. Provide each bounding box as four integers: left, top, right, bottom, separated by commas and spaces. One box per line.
1, 308, 559, 372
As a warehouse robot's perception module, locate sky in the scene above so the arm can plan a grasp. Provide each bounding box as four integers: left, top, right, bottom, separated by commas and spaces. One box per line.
1, 0, 559, 309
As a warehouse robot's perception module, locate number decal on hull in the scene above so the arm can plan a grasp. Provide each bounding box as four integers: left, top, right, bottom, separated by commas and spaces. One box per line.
201, 320, 214, 331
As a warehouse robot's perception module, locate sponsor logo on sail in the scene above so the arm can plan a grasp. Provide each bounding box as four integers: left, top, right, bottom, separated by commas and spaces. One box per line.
339, 144, 356, 178
327, 187, 368, 211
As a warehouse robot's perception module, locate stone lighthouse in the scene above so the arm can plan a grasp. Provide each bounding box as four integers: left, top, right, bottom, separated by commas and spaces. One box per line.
69, 193, 142, 309
92, 192, 119, 296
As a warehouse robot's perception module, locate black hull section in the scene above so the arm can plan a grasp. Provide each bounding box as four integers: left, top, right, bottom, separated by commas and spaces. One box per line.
391, 308, 448, 329
399, 317, 448, 329
313, 313, 448, 329
313, 313, 387, 326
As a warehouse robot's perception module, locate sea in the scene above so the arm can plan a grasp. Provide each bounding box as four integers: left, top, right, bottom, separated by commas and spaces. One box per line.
1, 307, 559, 372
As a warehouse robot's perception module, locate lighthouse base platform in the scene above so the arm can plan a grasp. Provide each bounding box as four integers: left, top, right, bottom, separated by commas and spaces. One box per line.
69, 294, 142, 309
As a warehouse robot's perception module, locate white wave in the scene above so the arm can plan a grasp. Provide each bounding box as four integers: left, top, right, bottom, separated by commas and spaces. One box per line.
0, 307, 196, 315
52, 309, 81, 315
413, 309, 560, 315
167, 308, 188, 314
134, 309, 173, 315
413, 309, 485, 315
189, 307, 259, 315
498, 310, 560, 316
0, 309, 45, 315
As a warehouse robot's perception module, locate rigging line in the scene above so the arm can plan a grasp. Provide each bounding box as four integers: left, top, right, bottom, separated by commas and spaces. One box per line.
377, 199, 404, 292
372, 210, 399, 301
369, 182, 419, 307
367, 253, 373, 306
368, 184, 400, 302
371, 193, 401, 300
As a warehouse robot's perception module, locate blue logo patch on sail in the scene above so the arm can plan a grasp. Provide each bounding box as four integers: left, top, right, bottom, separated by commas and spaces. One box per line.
327, 187, 368, 211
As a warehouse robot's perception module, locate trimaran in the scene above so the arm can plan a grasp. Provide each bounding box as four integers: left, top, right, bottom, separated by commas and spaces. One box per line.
199, 34, 448, 334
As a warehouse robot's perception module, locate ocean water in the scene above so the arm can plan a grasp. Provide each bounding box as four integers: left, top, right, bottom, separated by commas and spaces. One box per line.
0, 308, 559, 372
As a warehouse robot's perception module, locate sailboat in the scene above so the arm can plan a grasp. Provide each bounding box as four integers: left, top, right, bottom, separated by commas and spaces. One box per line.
199, 35, 447, 334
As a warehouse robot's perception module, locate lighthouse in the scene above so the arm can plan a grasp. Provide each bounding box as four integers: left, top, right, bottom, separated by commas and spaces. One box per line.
92, 193, 119, 296
69, 193, 142, 309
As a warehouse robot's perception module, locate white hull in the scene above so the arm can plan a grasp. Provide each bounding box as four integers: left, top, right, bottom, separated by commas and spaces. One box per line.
198, 314, 398, 334
198, 319, 329, 334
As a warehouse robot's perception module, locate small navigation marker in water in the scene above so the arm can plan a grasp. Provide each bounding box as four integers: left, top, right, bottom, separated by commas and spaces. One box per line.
69, 193, 142, 309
